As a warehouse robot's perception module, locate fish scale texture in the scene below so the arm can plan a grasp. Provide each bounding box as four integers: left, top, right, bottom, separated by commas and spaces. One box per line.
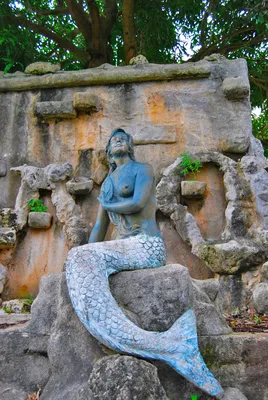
66, 234, 224, 398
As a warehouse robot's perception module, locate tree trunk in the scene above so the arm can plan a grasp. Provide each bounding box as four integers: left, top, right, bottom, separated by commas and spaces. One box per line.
122, 0, 137, 64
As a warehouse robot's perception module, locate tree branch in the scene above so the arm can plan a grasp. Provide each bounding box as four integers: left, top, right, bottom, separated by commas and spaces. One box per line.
3, 15, 90, 62
34, 8, 70, 16
65, 0, 92, 44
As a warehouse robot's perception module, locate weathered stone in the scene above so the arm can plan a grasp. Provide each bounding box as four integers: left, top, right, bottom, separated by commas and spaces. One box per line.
0, 159, 7, 177
1, 62, 211, 91
0, 312, 31, 327
0, 228, 16, 249
90, 150, 109, 185
38, 273, 106, 400
221, 387, 248, 400
73, 92, 101, 111
2, 299, 31, 314
252, 282, 268, 314
28, 212, 52, 229
110, 264, 230, 335
66, 178, 94, 195
192, 278, 220, 302
89, 355, 169, 400
129, 54, 149, 65
35, 101, 77, 119
198, 240, 268, 275
0, 382, 27, 400
25, 62, 60, 75
130, 124, 177, 144
0, 264, 7, 295
222, 76, 250, 99
217, 274, 252, 314
0, 208, 17, 228
261, 261, 268, 281
181, 181, 207, 198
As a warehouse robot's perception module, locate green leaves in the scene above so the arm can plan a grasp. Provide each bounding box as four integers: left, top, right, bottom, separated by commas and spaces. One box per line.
179, 152, 203, 179
27, 199, 47, 213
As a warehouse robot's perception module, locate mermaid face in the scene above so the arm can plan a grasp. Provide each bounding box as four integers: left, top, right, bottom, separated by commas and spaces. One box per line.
110, 133, 129, 156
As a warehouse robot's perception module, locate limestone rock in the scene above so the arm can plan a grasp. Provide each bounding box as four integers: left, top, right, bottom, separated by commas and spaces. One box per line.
222, 76, 250, 99
110, 264, 230, 335
217, 274, 251, 315
221, 387, 248, 400
25, 62, 60, 75
0, 264, 7, 294
88, 355, 169, 400
252, 283, 268, 314
129, 54, 149, 65
0, 159, 7, 177
0, 228, 16, 249
2, 299, 31, 314
0, 312, 31, 327
192, 278, 220, 302
0, 208, 17, 228
198, 240, 268, 274
181, 181, 207, 199
66, 178, 94, 195
0, 382, 27, 400
28, 212, 52, 229
90, 150, 109, 185
73, 92, 101, 111
261, 261, 268, 281
35, 101, 77, 119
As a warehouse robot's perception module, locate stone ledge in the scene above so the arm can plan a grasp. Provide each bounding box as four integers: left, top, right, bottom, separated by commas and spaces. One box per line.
0, 62, 211, 92
35, 101, 77, 119
28, 212, 52, 229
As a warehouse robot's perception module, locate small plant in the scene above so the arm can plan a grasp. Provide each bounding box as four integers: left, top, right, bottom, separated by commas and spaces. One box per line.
190, 395, 199, 400
179, 152, 202, 179
27, 385, 41, 400
2, 305, 12, 314
27, 199, 47, 212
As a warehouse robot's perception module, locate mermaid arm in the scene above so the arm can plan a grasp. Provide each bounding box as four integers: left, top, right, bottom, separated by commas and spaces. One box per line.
88, 204, 110, 243
99, 164, 154, 215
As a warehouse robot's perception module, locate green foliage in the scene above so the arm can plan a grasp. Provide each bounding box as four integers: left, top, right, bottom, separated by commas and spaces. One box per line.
2, 305, 12, 313
27, 199, 47, 213
252, 101, 268, 157
190, 395, 198, 400
179, 152, 203, 178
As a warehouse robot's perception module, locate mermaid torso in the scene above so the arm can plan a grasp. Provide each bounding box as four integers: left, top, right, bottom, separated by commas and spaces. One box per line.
100, 161, 161, 239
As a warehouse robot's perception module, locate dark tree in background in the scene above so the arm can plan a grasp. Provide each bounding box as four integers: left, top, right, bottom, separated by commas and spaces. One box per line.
0, 0, 267, 140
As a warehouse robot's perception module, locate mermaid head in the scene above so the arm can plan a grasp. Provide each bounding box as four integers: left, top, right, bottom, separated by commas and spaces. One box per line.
106, 128, 135, 172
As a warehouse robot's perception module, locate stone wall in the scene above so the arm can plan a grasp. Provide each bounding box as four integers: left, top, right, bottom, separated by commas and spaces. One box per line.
1, 55, 267, 304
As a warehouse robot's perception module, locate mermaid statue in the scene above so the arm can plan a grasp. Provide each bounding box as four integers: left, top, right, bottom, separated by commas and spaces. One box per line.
66, 128, 224, 399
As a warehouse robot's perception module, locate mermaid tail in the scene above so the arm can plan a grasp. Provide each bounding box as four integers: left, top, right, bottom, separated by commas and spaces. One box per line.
66, 234, 224, 398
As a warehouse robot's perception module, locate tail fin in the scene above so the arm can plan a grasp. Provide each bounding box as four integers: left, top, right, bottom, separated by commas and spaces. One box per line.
162, 309, 197, 343
161, 309, 225, 399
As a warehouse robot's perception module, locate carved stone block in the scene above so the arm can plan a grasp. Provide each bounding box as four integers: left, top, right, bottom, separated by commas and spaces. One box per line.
35, 101, 77, 119
222, 76, 250, 99
181, 181, 206, 199
73, 92, 101, 111
66, 178, 94, 195
28, 212, 52, 229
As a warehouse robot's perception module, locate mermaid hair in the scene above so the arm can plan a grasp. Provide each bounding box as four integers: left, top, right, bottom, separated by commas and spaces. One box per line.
106, 128, 135, 172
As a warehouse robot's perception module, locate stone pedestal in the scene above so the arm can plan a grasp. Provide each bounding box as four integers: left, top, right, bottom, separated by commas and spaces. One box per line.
28, 212, 52, 229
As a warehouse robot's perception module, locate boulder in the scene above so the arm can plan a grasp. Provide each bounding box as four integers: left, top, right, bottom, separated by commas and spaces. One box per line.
25, 62, 60, 75
28, 212, 52, 229
252, 283, 268, 314
110, 264, 230, 335
198, 240, 268, 274
88, 355, 169, 400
